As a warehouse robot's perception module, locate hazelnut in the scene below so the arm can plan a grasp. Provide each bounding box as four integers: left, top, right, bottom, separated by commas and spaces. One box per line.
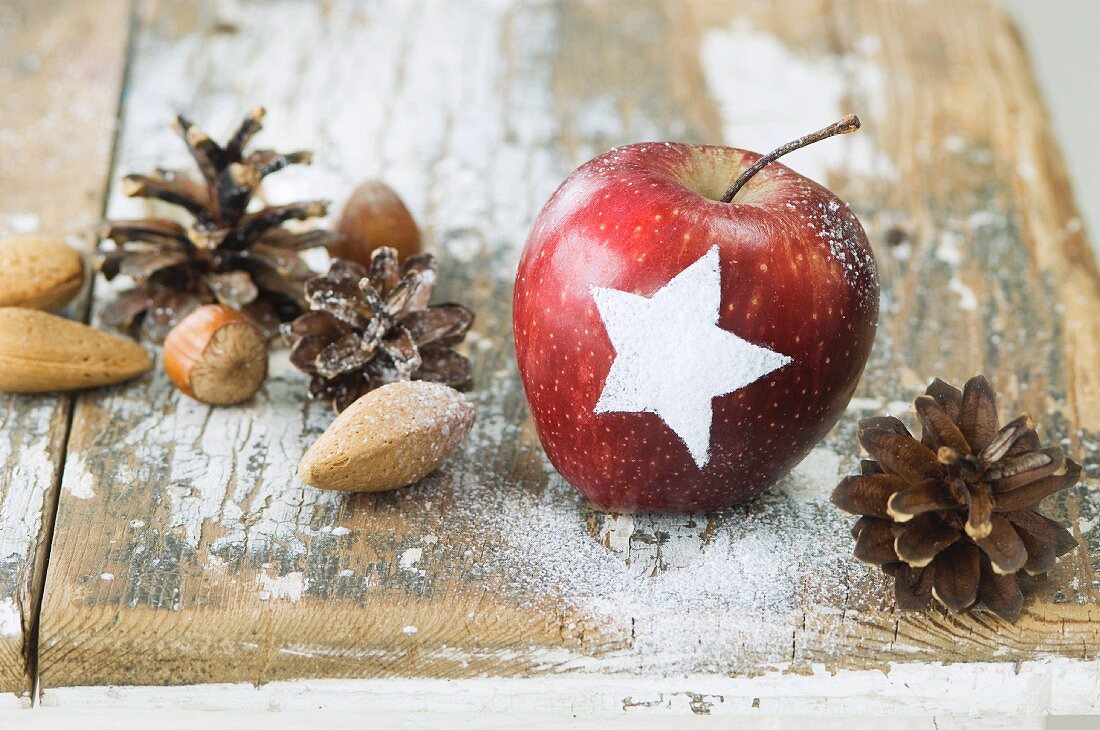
163, 305, 268, 405
333, 179, 421, 265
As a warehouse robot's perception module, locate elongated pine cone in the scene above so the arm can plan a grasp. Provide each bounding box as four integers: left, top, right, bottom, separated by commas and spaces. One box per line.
282, 249, 474, 413
831, 375, 1080, 622
97, 107, 338, 340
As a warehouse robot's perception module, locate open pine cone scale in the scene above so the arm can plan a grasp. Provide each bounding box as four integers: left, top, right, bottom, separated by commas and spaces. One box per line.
283, 249, 474, 413
97, 108, 339, 340
832, 376, 1080, 621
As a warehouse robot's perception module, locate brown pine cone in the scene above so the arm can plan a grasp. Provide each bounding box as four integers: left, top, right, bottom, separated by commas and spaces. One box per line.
282, 249, 474, 413
832, 375, 1080, 621
97, 107, 338, 341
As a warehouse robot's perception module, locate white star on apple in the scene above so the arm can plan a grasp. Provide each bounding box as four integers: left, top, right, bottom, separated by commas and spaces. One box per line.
591, 245, 793, 468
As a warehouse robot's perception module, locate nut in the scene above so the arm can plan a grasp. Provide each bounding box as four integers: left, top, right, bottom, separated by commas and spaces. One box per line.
298, 380, 475, 492
0, 235, 84, 311
0, 307, 150, 392
164, 304, 268, 405
333, 179, 421, 265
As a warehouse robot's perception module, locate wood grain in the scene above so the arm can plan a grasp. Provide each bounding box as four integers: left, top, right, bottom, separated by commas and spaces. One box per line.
0, 0, 132, 697
35, 0, 1100, 696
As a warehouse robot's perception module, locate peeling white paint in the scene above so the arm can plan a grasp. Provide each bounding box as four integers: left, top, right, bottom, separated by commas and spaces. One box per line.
700, 20, 892, 186
886, 400, 913, 416
599, 515, 634, 553
398, 547, 423, 571
255, 571, 306, 603
936, 230, 965, 266
949, 275, 978, 311
0, 597, 21, 638
0, 411, 55, 564
204, 554, 227, 574
891, 241, 912, 261
62, 457, 95, 500
943, 134, 967, 154
221, 501, 243, 521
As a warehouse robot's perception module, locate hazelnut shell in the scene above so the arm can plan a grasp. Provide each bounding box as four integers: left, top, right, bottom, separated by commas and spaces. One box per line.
164, 304, 268, 405
333, 179, 421, 265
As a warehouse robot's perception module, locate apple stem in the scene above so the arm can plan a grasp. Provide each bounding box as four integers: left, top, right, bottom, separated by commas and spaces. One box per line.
719, 114, 862, 204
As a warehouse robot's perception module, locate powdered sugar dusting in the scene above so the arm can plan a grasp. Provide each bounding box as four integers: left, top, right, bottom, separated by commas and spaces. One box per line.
445, 408, 869, 670
780, 445, 844, 503
811, 198, 878, 293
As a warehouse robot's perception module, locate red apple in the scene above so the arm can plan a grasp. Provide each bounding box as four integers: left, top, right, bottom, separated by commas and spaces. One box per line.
513, 117, 878, 513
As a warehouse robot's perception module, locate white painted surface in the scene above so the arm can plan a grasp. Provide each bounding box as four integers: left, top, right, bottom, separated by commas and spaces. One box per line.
0, 709, 1042, 730
592, 246, 791, 467
18, 659, 1100, 719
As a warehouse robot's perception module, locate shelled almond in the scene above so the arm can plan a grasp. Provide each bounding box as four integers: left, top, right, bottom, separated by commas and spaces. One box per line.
0, 235, 84, 311
298, 380, 475, 492
0, 308, 150, 392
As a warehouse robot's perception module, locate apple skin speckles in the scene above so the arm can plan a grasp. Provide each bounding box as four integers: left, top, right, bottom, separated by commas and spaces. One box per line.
513, 142, 878, 514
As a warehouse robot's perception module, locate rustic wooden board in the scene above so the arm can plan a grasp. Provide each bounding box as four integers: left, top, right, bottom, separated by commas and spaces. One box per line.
0, 0, 132, 697
35, 0, 1100, 702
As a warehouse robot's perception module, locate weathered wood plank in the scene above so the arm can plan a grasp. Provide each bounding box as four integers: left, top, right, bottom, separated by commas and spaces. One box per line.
0, 0, 132, 698
37, 0, 1100, 698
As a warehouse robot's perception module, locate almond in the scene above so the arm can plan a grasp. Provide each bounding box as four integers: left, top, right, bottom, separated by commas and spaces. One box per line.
0, 235, 85, 311
0, 308, 151, 392
298, 380, 475, 492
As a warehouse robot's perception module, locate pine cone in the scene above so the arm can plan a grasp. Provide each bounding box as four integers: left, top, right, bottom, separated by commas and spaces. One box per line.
97, 107, 338, 341
832, 375, 1080, 621
282, 249, 474, 413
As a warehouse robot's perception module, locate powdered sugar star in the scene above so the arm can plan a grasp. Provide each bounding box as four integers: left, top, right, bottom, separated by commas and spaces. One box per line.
591, 246, 792, 468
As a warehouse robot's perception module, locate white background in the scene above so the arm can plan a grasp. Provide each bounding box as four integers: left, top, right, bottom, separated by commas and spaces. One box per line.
1000, 0, 1100, 254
